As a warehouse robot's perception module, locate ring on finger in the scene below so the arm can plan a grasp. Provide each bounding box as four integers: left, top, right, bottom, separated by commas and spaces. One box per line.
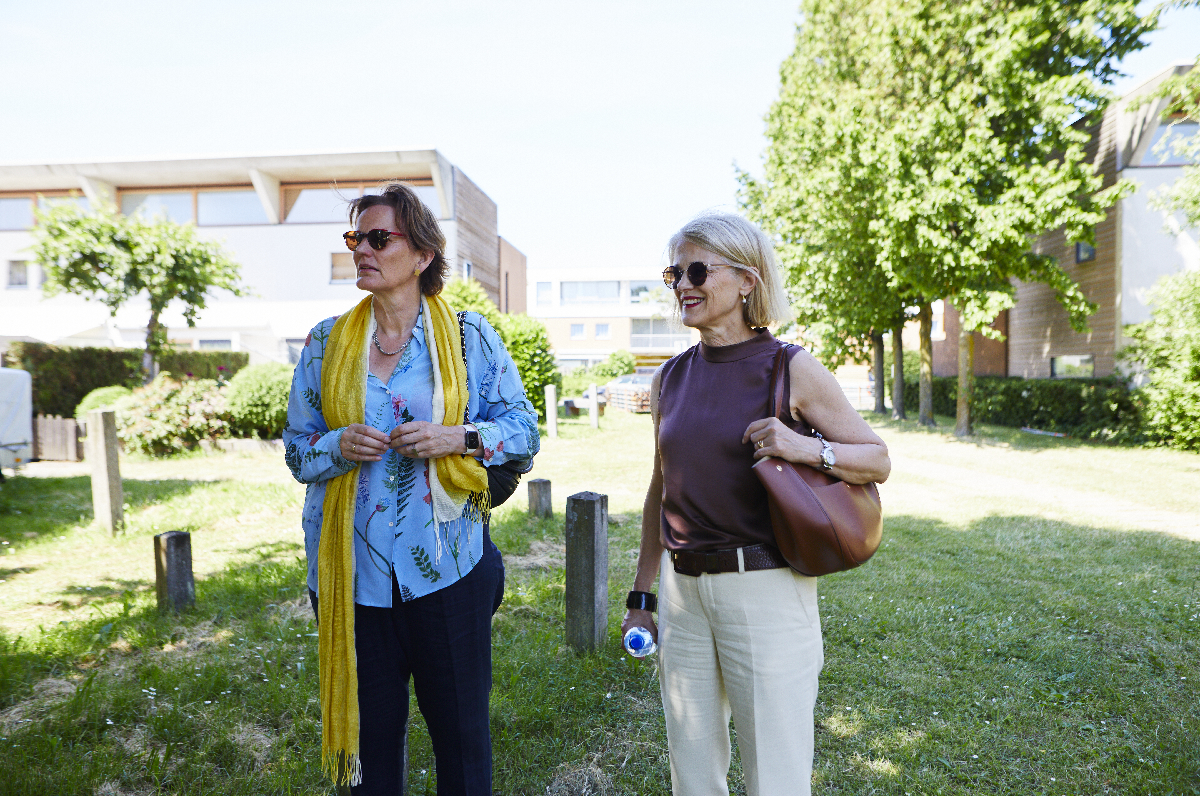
351, 442, 357, 453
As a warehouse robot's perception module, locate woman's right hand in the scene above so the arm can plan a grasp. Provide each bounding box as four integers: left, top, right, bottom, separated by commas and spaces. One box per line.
339, 423, 390, 462
621, 609, 658, 645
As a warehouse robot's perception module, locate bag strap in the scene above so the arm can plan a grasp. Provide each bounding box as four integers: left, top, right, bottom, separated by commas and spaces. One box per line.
457, 312, 470, 424
767, 343, 791, 421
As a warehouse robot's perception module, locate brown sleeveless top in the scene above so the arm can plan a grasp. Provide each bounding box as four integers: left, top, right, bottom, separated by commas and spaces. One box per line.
658, 329, 797, 551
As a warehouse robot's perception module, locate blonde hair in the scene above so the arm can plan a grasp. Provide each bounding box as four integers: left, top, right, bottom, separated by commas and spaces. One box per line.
667, 212, 793, 328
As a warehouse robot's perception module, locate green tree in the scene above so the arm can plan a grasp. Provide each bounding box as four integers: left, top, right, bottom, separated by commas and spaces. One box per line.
1121, 268, 1200, 451
495, 314, 559, 420
441, 277, 504, 332
1145, 57, 1200, 227
748, 0, 1157, 435
31, 202, 245, 373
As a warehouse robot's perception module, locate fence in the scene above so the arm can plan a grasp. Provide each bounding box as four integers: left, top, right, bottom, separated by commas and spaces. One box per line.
33, 414, 83, 462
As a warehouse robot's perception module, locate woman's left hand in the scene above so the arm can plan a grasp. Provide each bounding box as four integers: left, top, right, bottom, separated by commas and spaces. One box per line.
743, 417, 819, 465
389, 421, 465, 459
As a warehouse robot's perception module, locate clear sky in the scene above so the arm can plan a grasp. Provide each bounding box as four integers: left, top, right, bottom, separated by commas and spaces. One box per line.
1, 1, 1196, 278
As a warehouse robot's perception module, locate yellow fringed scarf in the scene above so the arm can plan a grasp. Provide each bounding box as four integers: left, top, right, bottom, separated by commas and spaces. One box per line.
318, 293, 489, 787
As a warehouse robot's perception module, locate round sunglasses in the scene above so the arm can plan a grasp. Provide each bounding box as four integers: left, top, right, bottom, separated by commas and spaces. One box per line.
662, 262, 740, 289
343, 228, 407, 252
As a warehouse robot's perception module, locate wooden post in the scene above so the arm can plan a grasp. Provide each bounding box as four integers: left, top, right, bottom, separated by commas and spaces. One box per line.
528, 478, 552, 518
155, 531, 195, 612
588, 383, 600, 429
87, 409, 123, 534
565, 491, 608, 653
544, 384, 558, 438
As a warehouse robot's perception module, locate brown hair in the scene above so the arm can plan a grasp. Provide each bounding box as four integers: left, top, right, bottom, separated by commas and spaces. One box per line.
349, 183, 448, 296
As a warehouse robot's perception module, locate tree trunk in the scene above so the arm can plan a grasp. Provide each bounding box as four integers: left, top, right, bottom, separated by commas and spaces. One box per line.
955, 315, 974, 437
917, 302, 936, 427
890, 324, 906, 420
144, 311, 163, 382
872, 331, 887, 414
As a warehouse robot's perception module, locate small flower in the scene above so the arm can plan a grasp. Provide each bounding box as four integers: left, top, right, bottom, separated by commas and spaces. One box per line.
482, 447, 494, 461
305, 332, 313, 347
218, 366, 226, 371
309, 432, 321, 446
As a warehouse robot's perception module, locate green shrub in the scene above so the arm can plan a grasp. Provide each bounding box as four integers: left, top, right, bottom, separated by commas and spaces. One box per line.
495, 314, 559, 419
74, 385, 134, 421
226, 363, 293, 438
6, 342, 141, 417
443, 278, 504, 332
1121, 269, 1200, 451
116, 373, 229, 456
562, 351, 636, 397
155, 350, 248, 381
898, 374, 1142, 440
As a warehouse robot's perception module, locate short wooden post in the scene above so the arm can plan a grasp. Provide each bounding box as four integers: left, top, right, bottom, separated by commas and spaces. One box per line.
155, 531, 195, 612
87, 409, 123, 534
588, 383, 600, 429
528, 478, 552, 518
544, 384, 558, 438
565, 491, 608, 653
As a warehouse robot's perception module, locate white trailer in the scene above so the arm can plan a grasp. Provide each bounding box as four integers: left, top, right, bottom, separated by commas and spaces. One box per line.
0, 367, 33, 475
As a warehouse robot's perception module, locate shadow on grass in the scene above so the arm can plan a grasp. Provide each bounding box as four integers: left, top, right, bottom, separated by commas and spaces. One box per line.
0, 476, 214, 547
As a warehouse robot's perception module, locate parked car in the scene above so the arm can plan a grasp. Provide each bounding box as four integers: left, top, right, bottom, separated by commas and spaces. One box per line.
605, 373, 654, 413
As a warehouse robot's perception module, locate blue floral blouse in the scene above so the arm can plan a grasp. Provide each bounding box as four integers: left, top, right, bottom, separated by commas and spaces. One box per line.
284, 309, 540, 607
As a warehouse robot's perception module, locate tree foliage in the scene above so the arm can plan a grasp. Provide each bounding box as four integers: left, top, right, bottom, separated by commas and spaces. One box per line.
31, 202, 245, 368
1120, 268, 1200, 451
743, 0, 1158, 434
441, 277, 504, 332
1146, 57, 1200, 228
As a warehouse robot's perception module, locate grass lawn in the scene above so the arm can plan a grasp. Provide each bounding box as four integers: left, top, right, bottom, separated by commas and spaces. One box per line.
0, 411, 1196, 795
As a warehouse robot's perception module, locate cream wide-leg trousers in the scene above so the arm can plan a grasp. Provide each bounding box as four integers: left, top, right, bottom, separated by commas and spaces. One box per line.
658, 549, 824, 796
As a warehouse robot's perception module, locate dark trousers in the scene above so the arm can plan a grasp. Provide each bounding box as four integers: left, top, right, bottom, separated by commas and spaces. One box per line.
311, 531, 505, 796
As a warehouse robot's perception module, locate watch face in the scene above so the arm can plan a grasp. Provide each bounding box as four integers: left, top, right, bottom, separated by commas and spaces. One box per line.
821, 445, 836, 467
465, 430, 480, 451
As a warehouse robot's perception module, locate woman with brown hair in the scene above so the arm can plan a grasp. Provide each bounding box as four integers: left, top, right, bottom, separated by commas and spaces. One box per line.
284, 183, 539, 794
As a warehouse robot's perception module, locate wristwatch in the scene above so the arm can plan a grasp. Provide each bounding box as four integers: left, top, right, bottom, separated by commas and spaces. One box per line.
817, 434, 836, 470
464, 427, 480, 454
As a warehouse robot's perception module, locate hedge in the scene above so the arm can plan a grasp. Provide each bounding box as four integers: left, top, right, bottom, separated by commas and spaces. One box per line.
4, 342, 250, 417
900, 375, 1142, 440
155, 350, 248, 381
5, 342, 142, 417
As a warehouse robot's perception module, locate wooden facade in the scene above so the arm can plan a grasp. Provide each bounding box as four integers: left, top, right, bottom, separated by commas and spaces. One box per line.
451, 167, 502, 307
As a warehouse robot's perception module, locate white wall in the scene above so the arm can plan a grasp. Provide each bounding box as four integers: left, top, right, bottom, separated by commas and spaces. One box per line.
1120, 167, 1200, 327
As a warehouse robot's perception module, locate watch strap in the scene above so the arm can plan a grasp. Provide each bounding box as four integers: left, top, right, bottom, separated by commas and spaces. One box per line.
626, 590, 657, 613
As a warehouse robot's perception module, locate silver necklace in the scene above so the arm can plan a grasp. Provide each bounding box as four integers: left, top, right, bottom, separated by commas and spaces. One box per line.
373, 329, 411, 357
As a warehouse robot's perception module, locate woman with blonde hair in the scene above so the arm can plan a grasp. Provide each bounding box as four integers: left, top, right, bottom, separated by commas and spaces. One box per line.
622, 212, 890, 796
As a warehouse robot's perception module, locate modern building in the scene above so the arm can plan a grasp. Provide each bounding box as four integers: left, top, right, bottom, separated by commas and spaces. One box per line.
933, 64, 1198, 379
0, 150, 525, 364
526, 265, 699, 373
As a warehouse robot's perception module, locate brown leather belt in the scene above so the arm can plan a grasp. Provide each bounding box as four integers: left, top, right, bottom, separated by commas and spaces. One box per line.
670, 543, 789, 577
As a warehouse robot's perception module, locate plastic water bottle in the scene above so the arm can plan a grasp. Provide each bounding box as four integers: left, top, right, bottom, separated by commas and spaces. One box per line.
623, 627, 657, 658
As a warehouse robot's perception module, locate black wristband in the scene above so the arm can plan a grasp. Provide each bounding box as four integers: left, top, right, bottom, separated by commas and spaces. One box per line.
626, 591, 657, 613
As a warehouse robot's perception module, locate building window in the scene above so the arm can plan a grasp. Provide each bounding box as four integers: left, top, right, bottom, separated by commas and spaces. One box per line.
630, 281, 655, 303
0, 197, 34, 230
7, 261, 28, 289
331, 253, 356, 282
197, 190, 268, 226
463, 261, 473, 280
121, 192, 194, 224
1075, 242, 1096, 263
561, 281, 619, 304
570, 323, 585, 340
504, 272, 509, 313
1050, 354, 1094, 379
536, 282, 552, 305
39, 194, 90, 213
1145, 120, 1198, 166
631, 318, 690, 350
285, 187, 358, 224
199, 340, 232, 351
595, 323, 611, 339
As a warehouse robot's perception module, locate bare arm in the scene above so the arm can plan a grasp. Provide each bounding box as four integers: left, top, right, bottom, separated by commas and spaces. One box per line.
621, 366, 666, 642
743, 347, 891, 485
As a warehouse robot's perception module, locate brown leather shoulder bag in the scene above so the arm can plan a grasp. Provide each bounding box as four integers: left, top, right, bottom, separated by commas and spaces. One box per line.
751, 345, 883, 577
